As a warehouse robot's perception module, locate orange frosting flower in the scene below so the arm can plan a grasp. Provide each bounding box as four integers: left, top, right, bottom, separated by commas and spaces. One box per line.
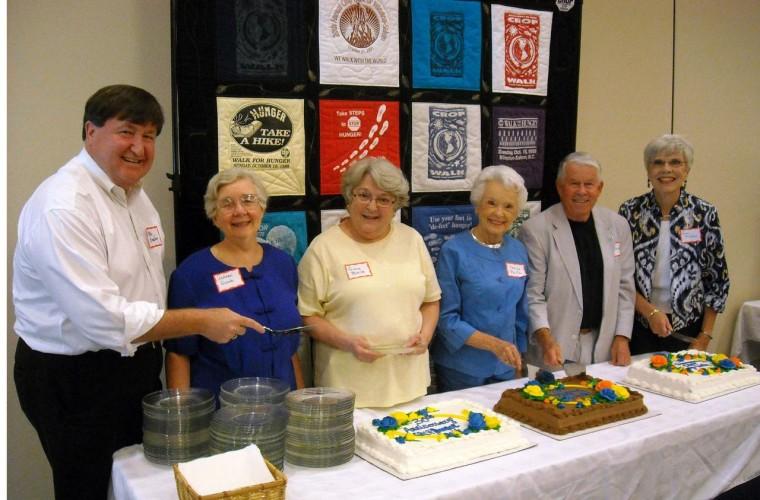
595, 380, 613, 391
730, 356, 743, 367
651, 354, 668, 368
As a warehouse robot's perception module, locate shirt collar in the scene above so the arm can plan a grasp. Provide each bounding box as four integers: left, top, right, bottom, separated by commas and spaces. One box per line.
78, 147, 143, 204
643, 189, 690, 218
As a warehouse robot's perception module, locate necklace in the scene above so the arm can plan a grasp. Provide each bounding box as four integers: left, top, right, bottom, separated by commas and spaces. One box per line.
470, 229, 502, 249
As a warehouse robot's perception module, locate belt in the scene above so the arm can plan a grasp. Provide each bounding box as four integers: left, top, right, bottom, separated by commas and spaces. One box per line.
579, 328, 593, 334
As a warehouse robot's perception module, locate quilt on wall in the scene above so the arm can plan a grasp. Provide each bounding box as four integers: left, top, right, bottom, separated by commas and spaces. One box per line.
411, 0, 481, 90
319, 99, 400, 195
491, 106, 546, 189
411, 102, 482, 192
217, 97, 306, 196
319, 0, 400, 87
490, 5, 553, 96
216, 0, 306, 81
411, 205, 476, 264
258, 211, 308, 263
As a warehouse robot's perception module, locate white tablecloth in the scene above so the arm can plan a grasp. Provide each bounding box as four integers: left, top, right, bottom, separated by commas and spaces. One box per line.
110, 361, 760, 500
731, 300, 760, 364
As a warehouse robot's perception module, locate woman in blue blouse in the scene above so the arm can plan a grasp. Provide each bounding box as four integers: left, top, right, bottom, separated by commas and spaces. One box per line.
619, 135, 729, 354
431, 166, 529, 392
164, 169, 304, 400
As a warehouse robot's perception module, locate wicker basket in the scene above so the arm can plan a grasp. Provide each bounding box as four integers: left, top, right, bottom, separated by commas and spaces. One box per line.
173, 459, 286, 500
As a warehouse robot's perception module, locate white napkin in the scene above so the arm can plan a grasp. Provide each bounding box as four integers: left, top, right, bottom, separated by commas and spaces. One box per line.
177, 444, 275, 496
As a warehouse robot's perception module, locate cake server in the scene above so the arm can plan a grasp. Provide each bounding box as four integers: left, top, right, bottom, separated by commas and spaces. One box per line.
563, 361, 587, 377
263, 325, 313, 336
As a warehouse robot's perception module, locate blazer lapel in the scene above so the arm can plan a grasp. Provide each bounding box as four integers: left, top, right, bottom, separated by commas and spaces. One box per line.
594, 208, 615, 312
550, 207, 583, 307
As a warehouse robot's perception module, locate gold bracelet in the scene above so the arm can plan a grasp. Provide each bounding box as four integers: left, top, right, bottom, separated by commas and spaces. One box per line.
699, 331, 713, 339
648, 308, 660, 318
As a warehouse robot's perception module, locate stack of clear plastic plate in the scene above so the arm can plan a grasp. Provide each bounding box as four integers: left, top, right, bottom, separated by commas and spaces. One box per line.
209, 403, 289, 469
142, 388, 215, 465
219, 377, 291, 408
285, 387, 356, 467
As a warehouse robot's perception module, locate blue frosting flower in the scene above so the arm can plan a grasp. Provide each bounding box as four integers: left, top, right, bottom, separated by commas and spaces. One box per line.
394, 436, 406, 444
373, 416, 399, 432
598, 388, 617, 401
536, 370, 556, 385
468, 412, 487, 431
719, 359, 737, 370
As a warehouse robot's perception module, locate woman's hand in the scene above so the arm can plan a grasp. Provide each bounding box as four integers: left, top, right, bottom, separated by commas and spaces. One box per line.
690, 334, 711, 352
647, 310, 672, 337
348, 336, 386, 363
488, 337, 522, 372
404, 332, 431, 355
303, 315, 384, 362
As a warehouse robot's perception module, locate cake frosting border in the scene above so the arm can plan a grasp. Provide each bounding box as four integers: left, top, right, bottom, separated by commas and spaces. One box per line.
493, 373, 648, 435
624, 350, 760, 402
354, 399, 531, 477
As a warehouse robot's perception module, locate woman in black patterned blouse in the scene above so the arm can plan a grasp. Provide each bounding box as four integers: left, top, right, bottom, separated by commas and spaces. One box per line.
619, 134, 729, 355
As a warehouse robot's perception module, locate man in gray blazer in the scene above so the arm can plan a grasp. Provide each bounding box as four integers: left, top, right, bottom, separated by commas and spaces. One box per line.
519, 152, 635, 368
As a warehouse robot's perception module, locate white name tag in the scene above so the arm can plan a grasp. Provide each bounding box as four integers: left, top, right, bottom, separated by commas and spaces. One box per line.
506, 262, 526, 278
213, 269, 245, 293
345, 262, 372, 280
613, 241, 621, 257
145, 225, 163, 248
680, 227, 702, 244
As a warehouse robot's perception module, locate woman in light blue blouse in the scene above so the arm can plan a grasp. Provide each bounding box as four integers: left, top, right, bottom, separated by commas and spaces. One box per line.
431, 166, 529, 392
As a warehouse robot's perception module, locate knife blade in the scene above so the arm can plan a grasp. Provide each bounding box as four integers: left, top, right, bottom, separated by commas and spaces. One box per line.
669, 331, 695, 344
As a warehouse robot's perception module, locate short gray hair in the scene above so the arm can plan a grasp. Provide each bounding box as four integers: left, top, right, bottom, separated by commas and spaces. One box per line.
557, 152, 602, 181
204, 168, 268, 220
340, 157, 410, 209
470, 165, 528, 211
644, 134, 694, 168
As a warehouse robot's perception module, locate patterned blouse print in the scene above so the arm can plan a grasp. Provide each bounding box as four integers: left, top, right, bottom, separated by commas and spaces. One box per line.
619, 190, 729, 331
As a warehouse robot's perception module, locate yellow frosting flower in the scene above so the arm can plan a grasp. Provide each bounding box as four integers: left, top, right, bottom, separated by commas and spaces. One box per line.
612, 385, 630, 399
712, 354, 727, 364
523, 385, 545, 398
404, 433, 418, 441
386, 430, 403, 439
390, 412, 409, 425
484, 415, 501, 429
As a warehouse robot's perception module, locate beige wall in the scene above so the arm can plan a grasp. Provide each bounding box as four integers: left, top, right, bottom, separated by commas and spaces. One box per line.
577, 0, 760, 355
7, 1, 173, 498
7, 0, 760, 496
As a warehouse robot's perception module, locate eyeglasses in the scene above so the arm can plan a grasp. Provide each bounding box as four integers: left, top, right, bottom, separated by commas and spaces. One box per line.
218, 193, 263, 213
352, 189, 396, 208
651, 159, 686, 168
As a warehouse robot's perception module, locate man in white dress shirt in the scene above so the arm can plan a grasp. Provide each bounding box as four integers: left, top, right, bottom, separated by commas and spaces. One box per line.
13, 85, 262, 500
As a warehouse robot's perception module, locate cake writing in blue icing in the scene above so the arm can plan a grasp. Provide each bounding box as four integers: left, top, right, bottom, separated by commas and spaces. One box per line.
371, 405, 501, 443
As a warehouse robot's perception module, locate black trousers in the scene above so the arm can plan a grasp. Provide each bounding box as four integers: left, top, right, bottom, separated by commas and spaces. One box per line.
629, 315, 702, 355
14, 339, 162, 500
